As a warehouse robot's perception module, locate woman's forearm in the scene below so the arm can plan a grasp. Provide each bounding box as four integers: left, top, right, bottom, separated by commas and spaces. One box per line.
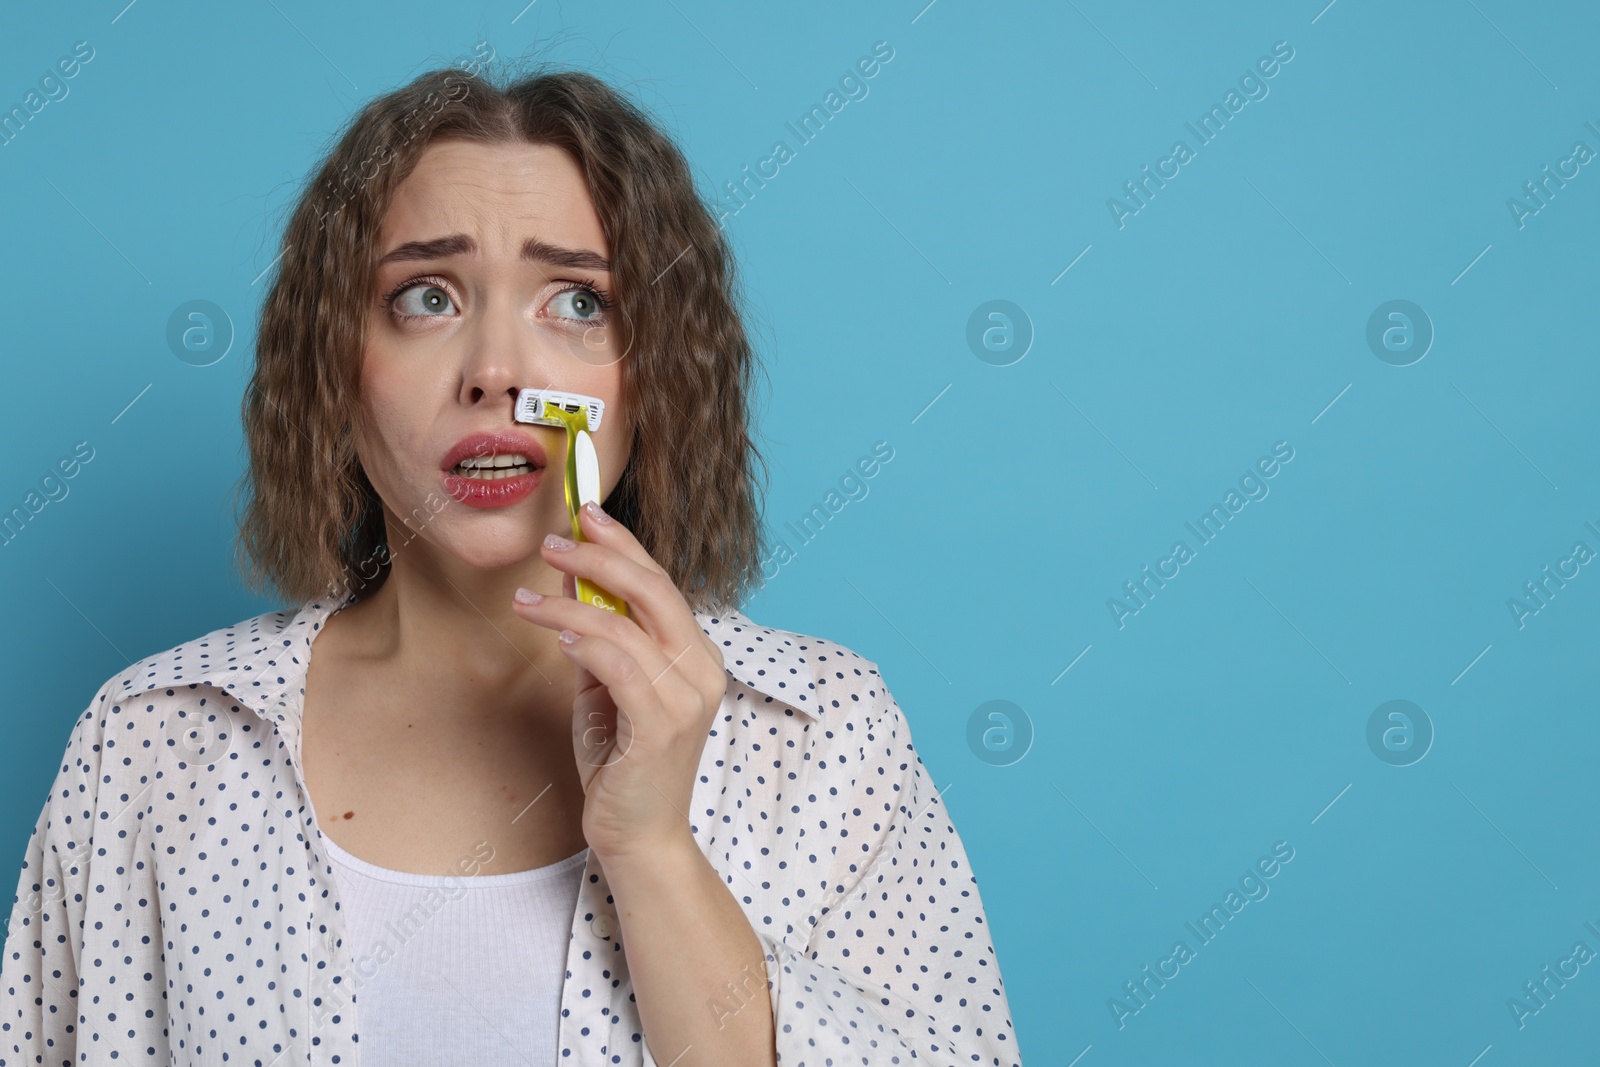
599, 831, 778, 1067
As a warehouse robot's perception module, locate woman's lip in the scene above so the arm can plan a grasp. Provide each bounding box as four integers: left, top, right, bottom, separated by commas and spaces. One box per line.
440, 429, 550, 472
442, 467, 543, 508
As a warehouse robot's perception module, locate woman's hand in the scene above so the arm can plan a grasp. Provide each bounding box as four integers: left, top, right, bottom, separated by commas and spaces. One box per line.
511, 501, 727, 865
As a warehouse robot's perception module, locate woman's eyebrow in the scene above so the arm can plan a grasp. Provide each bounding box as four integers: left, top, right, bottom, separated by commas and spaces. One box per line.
377, 234, 611, 272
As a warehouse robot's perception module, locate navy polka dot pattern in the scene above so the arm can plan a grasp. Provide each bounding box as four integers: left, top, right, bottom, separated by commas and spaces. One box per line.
2, 594, 1021, 1065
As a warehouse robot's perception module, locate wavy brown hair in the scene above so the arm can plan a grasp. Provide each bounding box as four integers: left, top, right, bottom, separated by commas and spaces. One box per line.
233, 61, 768, 615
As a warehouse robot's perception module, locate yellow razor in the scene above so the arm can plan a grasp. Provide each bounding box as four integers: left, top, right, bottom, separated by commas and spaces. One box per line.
513, 387, 630, 617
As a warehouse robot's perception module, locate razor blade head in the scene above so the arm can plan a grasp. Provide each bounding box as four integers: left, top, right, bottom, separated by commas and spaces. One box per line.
513, 388, 605, 433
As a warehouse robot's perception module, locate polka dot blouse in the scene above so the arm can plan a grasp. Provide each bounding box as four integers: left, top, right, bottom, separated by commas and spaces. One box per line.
2, 593, 1022, 1065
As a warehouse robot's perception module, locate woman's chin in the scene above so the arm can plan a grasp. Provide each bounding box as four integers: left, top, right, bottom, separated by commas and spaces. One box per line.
436, 535, 551, 575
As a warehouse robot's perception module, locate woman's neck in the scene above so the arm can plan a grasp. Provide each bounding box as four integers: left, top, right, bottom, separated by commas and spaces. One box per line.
342, 552, 571, 709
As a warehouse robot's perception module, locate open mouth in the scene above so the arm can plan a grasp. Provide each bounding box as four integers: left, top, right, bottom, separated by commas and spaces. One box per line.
451, 453, 541, 480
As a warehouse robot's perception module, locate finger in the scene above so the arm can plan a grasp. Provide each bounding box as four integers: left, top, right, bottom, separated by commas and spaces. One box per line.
555, 631, 674, 734
516, 591, 711, 709
544, 520, 701, 653
576, 501, 665, 575
571, 682, 623, 781
543, 522, 669, 620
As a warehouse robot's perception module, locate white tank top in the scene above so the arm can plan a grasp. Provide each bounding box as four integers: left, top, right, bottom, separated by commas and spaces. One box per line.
322, 832, 589, 1064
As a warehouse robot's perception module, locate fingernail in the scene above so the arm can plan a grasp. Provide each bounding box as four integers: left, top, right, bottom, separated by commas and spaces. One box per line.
558, 628, 580, 644
544, 533, 576, 551
584, 501, 612, 524
514, 587, 542, 605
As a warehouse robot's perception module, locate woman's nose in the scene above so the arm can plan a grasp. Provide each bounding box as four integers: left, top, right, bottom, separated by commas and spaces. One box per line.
456, 294, 550, 408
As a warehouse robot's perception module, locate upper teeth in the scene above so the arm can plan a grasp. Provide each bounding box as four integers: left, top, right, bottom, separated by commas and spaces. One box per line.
458, 453, 532, 469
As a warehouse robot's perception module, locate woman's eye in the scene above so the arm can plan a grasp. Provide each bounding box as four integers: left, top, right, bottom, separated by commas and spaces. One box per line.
393, 284, 455, 317
548, 287, 606, 322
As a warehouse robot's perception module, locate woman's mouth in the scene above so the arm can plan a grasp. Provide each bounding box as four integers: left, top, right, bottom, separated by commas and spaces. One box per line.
442, 453, 545, 507
440, 431, 550, 508
451, 453, 539, 480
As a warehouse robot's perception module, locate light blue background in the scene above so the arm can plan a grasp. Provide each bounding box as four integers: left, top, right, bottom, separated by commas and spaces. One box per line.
3, 1, 1598, 1063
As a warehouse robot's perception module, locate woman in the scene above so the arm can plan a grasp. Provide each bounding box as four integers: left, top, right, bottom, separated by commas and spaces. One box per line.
2, 63, 1021, 1066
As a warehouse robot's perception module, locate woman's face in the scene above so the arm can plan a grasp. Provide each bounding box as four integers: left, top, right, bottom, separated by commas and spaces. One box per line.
357, 137, 631, 574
